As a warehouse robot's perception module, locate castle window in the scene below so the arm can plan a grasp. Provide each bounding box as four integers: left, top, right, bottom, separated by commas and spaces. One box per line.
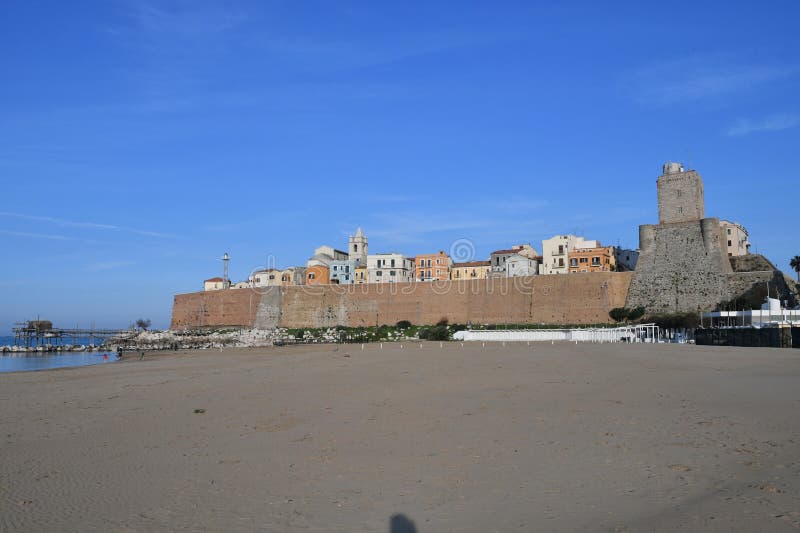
728, 240, 732, 246
354, 244, 358, 252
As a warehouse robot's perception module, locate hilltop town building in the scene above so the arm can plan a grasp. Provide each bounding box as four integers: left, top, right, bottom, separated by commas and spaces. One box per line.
541, 236, 598, 275
505, 254, 539, 277
305, 265, 330, 285
614, 248, 639, 272
450, 260, 492, 280
367, 253, 414, 283
329, 259, 358, 284
490, 244, 540, 277
719, 220, 750, 256
354, 265, 367, 284
307, 245, 348, 268
568, 245, 616, 273
203, 277, 227, 291
415, 251, 452, 281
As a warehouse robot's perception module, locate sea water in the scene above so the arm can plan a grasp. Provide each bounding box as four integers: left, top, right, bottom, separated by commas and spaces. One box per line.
0, 351, 120, 373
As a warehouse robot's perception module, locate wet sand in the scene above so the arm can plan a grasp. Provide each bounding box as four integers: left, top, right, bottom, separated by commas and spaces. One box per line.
1, 342, 799, 532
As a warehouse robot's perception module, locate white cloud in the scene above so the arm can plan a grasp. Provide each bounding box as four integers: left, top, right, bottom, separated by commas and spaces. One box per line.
726, 113, 800, 136
629, 57, 798, 105
0, 212, 178, 239
0, 229, 72, 240
84, 261, 135, 272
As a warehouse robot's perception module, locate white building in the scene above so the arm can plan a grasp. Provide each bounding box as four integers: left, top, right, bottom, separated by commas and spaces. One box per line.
613, 248, 639, 272
307, 245, 349, 268
489, 244, 540, 276
367, 253, 414, 283
719, 220, 750, 257
541, 235, 598, 275
203, 277, 227, 291
505, 254, 539, 277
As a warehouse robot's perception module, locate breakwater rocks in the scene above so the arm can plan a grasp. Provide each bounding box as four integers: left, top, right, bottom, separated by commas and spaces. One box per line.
1, 344, 112, 354
115, 329, 281, 351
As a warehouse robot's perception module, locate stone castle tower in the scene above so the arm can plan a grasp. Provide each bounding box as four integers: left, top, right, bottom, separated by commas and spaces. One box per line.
626, 162, 731, 313
349, 227, 368, 265
657, 162, 705, 224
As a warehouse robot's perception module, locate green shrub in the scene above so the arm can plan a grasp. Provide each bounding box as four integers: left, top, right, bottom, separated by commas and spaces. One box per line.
627, 307, 646, 321
609, 307, 629, 322
396, 320, 412, 329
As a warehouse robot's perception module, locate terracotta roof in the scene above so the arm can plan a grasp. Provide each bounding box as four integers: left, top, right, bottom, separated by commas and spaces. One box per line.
490, 248, 522, 255
453, 260, 491, 268
204, 277, 224, 282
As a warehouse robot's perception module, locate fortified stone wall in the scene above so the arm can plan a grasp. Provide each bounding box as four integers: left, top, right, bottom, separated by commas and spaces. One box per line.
625, 218, 732, 313
171, 272, 634, 330
171, 288, 261, 329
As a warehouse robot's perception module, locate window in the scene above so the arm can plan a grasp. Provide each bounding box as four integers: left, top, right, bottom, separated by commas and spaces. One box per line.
282, 275, 288, 282
591, 257, 600, 265
558, 258, 564, 267
377, 271, 382, 277
570, 258, 578, 267
332, 266, 337, 271
354, 244, 358, 252
580, 257, 588, 263
269, 274, 275, 279
728, 240, 732, 246
391, 259, 396, 267
727, 229, 731, 235
558, 245, 564, 254
308, 273, 315, 280
436, 259, 440, 265
255, 277, 261, 283
390, 270, 396, 276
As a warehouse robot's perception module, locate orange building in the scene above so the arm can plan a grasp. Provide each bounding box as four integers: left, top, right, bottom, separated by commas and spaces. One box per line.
568, 245, 616, 273
305, 265, 330, 285
415, 251, 452, 281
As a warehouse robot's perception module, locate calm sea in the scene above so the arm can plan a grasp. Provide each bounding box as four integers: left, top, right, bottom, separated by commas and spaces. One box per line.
0, 333, 123, 373
0, 351, 120, 373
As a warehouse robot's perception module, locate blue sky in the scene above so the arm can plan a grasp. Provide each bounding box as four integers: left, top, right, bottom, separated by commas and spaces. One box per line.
1, 1, 798, 332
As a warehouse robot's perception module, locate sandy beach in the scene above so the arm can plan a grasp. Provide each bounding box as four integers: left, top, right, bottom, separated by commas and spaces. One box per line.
1, 342, 799, 532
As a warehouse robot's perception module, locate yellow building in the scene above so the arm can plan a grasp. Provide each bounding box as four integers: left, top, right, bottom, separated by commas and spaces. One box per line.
450, 260, 491, 280
354, 265, 367, 284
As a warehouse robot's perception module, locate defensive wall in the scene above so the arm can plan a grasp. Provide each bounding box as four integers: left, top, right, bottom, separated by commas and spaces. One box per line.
171, 272, 634, 330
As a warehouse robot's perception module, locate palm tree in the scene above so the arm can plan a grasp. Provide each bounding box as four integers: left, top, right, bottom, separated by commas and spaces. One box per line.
790, 256, 800, 282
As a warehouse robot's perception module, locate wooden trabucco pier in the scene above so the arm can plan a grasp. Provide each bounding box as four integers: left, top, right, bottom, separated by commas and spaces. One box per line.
11, 321, 132, 348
